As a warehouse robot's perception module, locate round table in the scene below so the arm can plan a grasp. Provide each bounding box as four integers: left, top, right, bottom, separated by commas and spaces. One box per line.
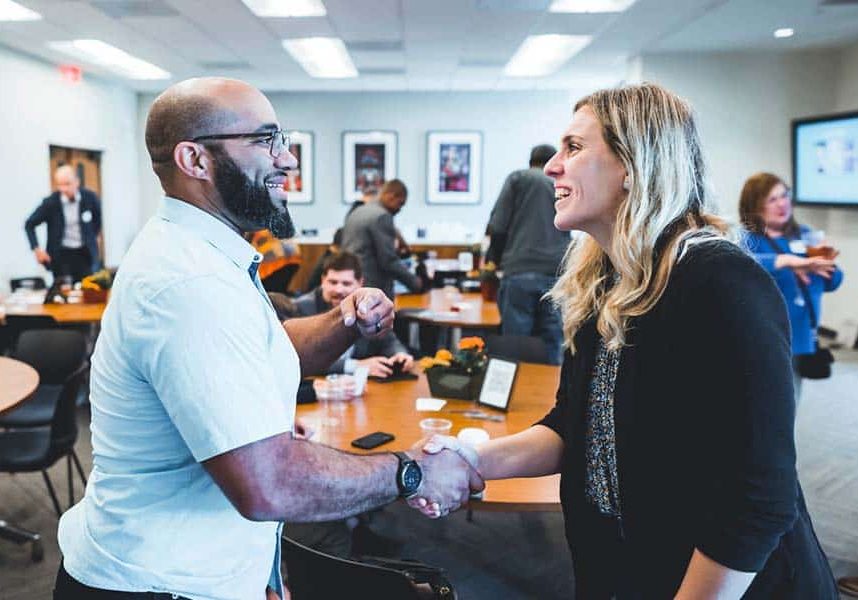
297, 362, 561, 511
0, 357, 39, 416
0, 356, 44, 562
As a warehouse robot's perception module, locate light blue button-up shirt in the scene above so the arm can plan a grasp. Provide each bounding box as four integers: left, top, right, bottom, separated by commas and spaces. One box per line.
58, 197, 300, 600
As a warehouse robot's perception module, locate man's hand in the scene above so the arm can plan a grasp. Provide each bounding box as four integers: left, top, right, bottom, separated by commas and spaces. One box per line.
33, 248, 51, 266
339, 288, 394, 338
292, 417, 315, 441
390, 352, 414, 373
407, 435, 481, 518
405, 440, 484, 519
358, 356, 394, 378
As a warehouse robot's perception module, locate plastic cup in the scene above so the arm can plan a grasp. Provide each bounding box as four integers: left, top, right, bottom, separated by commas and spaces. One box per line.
420, 418, 452, 437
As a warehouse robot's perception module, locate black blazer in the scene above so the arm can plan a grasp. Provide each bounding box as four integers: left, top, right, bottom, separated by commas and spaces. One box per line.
539, 240, 837, 599
24, 189, 102, 268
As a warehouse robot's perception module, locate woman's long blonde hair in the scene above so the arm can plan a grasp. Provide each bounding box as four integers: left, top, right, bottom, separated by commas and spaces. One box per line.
550, 83, 733, 352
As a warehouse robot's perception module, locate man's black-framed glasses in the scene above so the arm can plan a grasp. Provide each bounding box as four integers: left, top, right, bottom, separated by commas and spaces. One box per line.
191, 129, 290, 159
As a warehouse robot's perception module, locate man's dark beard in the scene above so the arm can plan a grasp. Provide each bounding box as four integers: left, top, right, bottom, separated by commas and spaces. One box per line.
210, 147, 295, 238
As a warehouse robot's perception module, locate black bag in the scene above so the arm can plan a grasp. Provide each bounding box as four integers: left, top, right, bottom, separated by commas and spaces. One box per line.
796, 343, 834, 379
358, 555, 457, 599
763, 236, 833, 380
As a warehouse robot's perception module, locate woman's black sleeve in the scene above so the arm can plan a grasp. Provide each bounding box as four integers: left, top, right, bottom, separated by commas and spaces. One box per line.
689, 248, 798, 572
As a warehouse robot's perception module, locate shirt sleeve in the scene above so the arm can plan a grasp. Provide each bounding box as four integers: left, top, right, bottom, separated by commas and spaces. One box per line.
536, 351, 573, 440
688, 248, 798, 572
369, 212, 421, 291
488, 172, 518, 235
824, 265, 844, 292
135, 275, 293, 461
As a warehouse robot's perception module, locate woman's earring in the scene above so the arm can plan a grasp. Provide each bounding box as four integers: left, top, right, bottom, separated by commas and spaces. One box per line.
623, 177, 630, 191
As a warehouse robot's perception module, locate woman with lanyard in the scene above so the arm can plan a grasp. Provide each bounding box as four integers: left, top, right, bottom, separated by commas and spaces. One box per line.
411, 84, 838, 598
739, 172, 844, 403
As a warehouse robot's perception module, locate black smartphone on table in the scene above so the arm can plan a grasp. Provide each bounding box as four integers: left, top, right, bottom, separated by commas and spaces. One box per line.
351, 431, 395, 450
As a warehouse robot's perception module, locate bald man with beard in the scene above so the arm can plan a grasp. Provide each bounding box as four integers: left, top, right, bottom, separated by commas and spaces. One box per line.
53, 78, 481, 600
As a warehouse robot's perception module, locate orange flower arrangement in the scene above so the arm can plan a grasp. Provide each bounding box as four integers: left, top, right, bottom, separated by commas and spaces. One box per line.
419, 337, 487, 375
458, 337, 485, 351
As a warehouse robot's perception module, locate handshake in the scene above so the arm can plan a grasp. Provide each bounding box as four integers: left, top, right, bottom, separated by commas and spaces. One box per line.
406, 435, 483, 519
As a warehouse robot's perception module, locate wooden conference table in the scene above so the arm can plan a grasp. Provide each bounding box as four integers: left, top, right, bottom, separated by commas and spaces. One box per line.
297, 362, 561, 511
1, 301, 106, 325
394, 289, 501, 348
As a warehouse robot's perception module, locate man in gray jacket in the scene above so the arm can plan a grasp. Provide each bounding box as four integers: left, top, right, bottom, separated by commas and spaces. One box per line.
487, 145, 570, 365
341, 179, 424, 299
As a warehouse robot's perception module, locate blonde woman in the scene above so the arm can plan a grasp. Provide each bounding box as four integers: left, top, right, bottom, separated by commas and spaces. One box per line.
414, 84, 837, 598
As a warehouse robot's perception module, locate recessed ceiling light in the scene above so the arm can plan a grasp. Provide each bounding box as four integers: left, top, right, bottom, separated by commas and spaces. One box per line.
549, 0, 636, 13
47, 40, 171, 80
0, 0, 41, 21
242, 0, 326, 17
283, 37, 358, 78
504, 34, 592, 77
774, 28, 794, 39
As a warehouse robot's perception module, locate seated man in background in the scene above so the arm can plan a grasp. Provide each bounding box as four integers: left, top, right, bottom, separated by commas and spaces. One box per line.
273, 251, 414, 378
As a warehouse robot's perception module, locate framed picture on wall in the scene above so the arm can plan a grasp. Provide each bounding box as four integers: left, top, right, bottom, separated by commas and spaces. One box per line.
426, 131, 482, 204
283, 130, 314, 204
342, 130, 398, 204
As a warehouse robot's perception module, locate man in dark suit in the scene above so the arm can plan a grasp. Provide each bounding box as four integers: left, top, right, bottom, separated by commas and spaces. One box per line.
340, 179, 423, 299
272, 251, 414, 378
24, 165, 102, 282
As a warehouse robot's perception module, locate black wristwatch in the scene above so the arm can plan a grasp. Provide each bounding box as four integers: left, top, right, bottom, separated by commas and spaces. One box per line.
394, 451, 422, 498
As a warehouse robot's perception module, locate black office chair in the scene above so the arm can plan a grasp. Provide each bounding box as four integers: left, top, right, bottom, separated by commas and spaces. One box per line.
0, 330, 89, 511
283, 536, 455, 600
485, 334, 551, 364
9, 277, 47, 292
0, 329, 87, 429
0, 350, 88, 562
0, 315, 57, 356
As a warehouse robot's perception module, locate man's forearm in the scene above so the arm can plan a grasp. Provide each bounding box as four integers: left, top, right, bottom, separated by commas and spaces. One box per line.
283, 310, 358, 376
268, 441, 399, 522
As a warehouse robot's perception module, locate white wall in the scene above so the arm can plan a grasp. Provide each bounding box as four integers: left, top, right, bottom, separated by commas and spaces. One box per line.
639, 49, 856, 334
136, 89, 582, 241
0, 44, 141, 293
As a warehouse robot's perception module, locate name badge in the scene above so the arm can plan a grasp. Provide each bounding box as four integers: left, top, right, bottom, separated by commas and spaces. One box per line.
788, 240, 806, 254
81, 210, 93, 223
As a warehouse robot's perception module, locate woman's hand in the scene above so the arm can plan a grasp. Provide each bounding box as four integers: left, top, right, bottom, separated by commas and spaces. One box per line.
774, 254, 836, 284
406, 435, 482, 518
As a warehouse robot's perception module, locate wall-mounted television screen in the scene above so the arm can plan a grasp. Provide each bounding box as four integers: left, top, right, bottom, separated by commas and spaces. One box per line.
792, 111, 858, 207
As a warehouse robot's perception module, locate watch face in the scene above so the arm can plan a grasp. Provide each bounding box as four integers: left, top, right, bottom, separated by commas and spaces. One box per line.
401, 462, 422, 494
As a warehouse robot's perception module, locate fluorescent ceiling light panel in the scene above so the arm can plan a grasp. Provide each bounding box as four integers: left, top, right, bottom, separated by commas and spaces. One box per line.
282, 37, 358, 78
242, 0, 326, 17
774, 28, 794, 38
47, 40, 171, 80
0, 0, 42, 21
504, 34, 591, 77
549, 0, 636, 12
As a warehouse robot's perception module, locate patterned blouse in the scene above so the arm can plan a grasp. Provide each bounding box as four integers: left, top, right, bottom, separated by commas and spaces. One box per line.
585, 339, 623, 518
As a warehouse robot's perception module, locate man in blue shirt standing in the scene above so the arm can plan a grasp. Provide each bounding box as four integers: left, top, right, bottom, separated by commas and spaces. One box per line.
55, 77, 481, 600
